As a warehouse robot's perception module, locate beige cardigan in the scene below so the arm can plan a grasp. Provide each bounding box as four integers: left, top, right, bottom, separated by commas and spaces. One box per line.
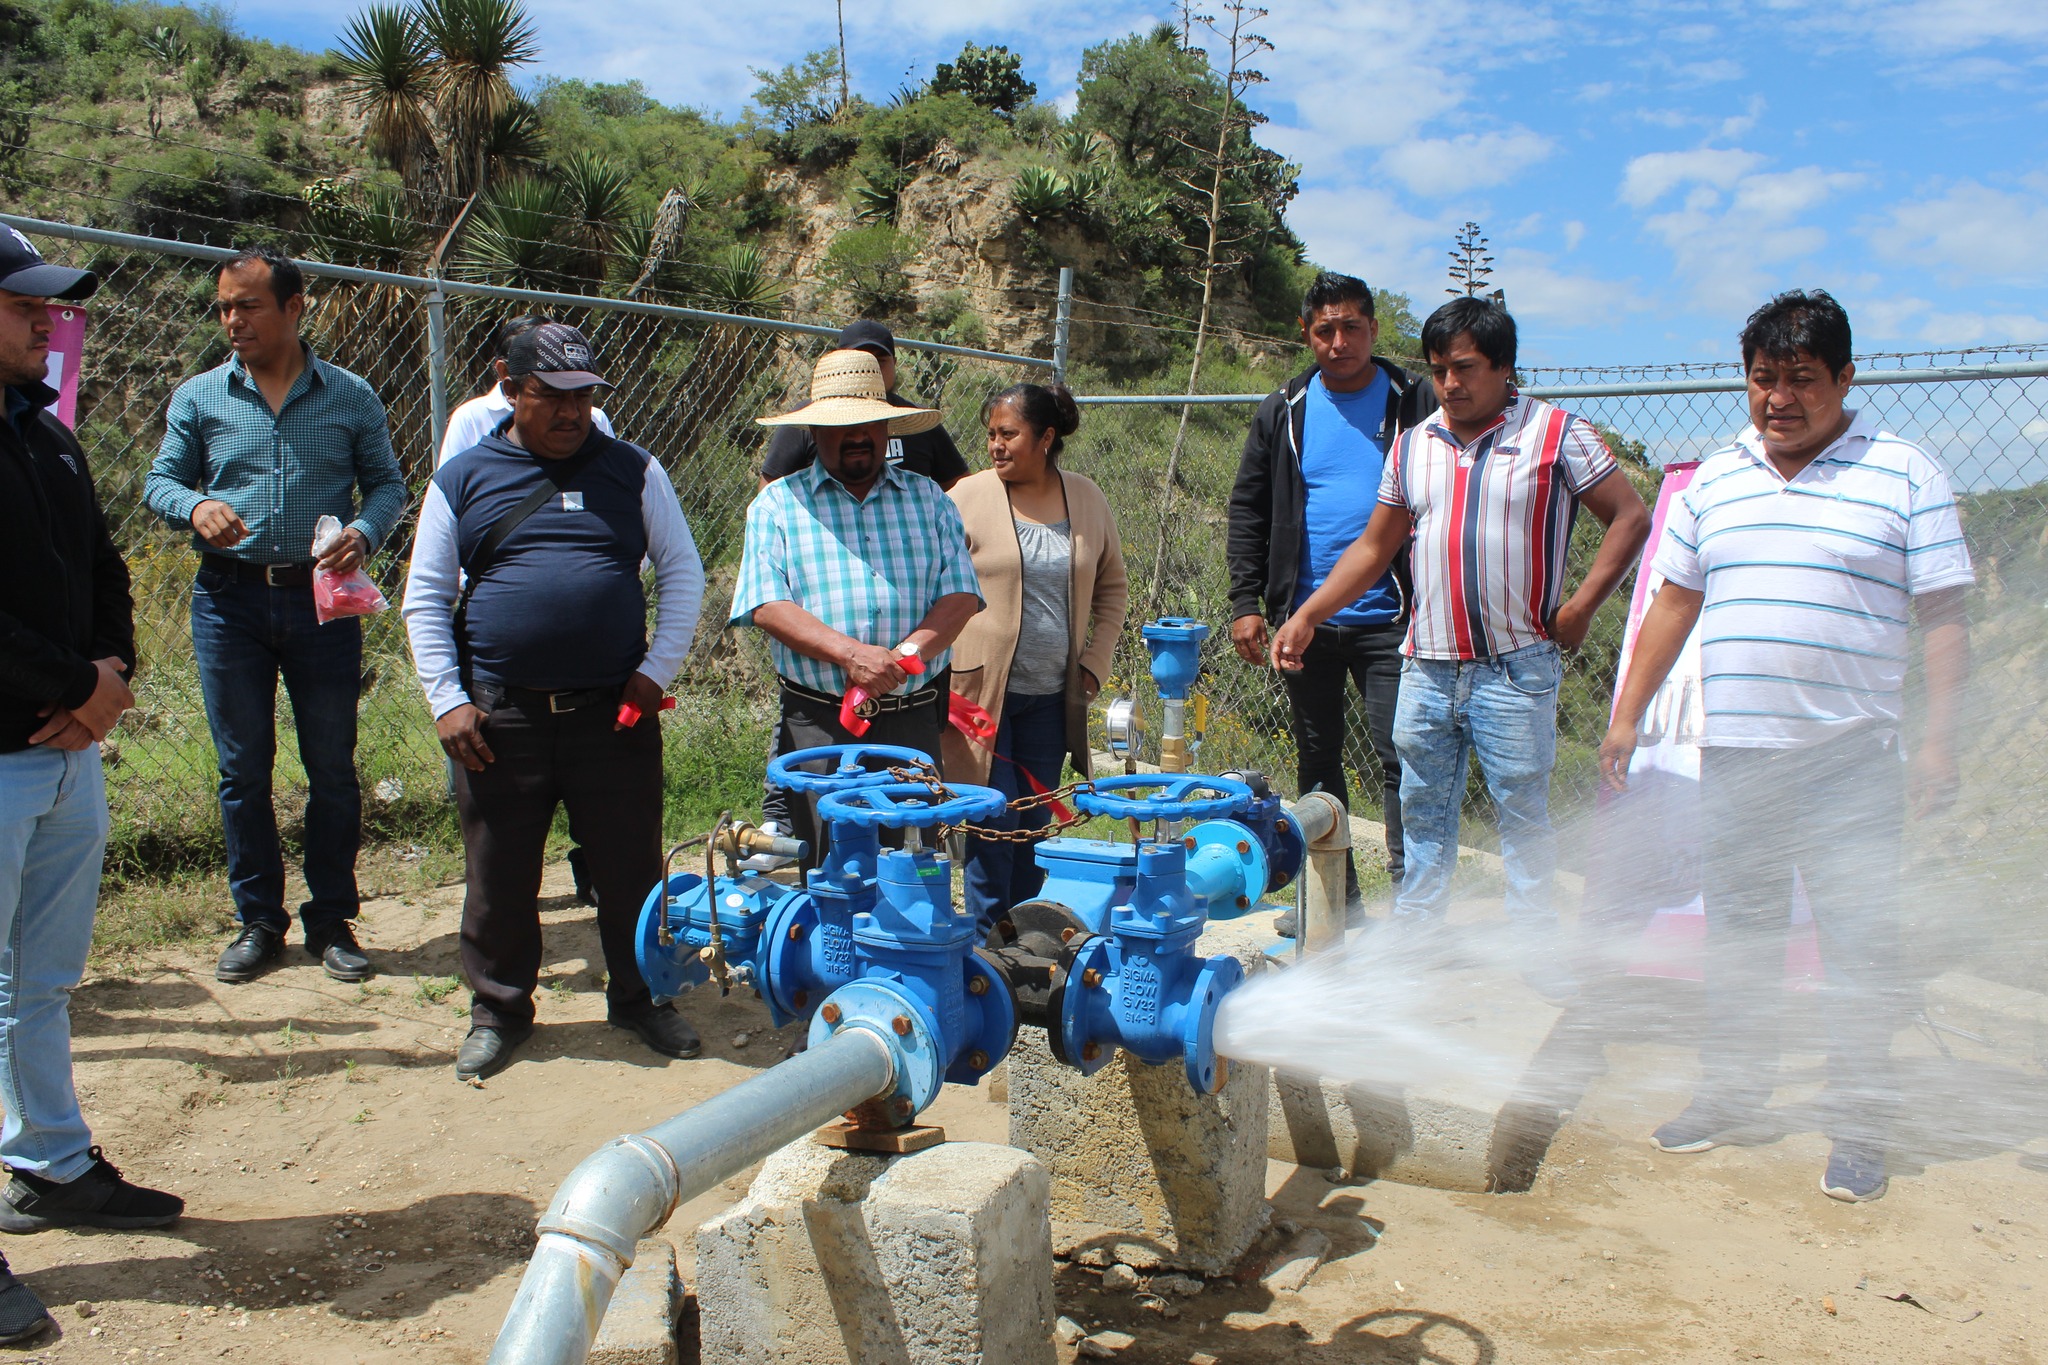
941, 469, 1129, 786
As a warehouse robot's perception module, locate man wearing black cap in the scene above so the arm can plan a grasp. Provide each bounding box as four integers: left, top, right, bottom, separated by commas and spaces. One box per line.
758, 320, 968, 490
0, 228, 183, 1346
402, 323, 707, 1082
145, 245, 408, 986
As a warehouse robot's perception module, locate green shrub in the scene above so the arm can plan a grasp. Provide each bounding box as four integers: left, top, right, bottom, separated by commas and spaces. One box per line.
818, 223, 920, 317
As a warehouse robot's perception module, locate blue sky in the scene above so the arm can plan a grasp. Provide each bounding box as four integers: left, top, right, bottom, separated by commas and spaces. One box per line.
230, 0, 2048, 368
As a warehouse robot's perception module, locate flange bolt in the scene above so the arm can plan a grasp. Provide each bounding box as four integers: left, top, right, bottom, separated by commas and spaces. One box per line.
891, 1015, 913, 1036
1082, 968, 1102, 989
968, 976, 989, 996
820, 1002, 840, 1025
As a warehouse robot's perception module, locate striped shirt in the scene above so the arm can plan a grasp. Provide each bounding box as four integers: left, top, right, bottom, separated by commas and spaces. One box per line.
730, 459, 983, 696
146, 348, 408, 563
1377, 394, 1617, 659
1651, 410, 1973, 749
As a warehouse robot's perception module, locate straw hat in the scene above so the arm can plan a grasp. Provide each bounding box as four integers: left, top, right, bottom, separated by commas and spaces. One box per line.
758, 349, 943, 435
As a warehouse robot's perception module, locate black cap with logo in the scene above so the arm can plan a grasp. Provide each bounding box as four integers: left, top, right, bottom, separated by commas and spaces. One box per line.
834, 319, 896, 357
0, 227, 98, 302
504, 321, 609, 390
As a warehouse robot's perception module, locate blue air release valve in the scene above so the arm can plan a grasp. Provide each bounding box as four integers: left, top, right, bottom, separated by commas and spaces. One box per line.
808, 779, 1016, 1124
1141, 617, 1209, 701
1054, 838, 1243, 1095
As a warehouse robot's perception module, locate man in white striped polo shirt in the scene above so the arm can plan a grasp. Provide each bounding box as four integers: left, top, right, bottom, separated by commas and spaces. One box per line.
1274, 298, 1650, 1002
1600, 290, 1973, 1204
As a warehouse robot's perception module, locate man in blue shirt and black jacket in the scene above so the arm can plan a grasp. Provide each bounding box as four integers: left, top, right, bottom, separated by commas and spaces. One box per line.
1227, 273, 1437, 931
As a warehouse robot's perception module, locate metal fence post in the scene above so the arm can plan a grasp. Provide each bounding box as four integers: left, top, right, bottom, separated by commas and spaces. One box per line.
424, 269, 451, 462
1053, 266, 1073, 385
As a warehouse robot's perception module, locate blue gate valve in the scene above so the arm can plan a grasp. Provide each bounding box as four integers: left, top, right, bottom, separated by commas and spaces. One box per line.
806, 781, 1019, 1123
1053, 838, 1243, 1095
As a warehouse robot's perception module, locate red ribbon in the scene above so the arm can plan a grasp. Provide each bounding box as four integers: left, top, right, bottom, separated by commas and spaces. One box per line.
948, 691, 1073, 824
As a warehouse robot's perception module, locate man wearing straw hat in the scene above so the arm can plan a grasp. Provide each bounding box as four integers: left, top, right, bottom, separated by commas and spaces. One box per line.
731, 349, 983, 862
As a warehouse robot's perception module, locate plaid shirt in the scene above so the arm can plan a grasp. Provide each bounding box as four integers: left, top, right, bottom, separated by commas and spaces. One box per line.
731, 460, 982, 695
146, 347, 408, 564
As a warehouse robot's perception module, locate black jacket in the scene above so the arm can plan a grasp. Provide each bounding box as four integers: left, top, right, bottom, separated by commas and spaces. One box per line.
1226, 358, 1439, 625
0, 380, 135, 753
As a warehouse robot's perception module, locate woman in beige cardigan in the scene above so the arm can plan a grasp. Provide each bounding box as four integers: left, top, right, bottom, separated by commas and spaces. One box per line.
945, 383, 1129, 931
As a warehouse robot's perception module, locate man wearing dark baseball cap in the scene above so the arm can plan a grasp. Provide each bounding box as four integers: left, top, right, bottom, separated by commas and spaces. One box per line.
0, 227, 182, 1344
403, 321, 709, 1081
758, 319, 968, 491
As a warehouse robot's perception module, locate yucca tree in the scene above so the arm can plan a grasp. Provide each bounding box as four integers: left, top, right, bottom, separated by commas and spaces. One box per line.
556, 150, 636, 281
480, 97, 548, 183
456, 175, 576, 289
334, 6, 442, 202
418, 0, 540, 198
699, 244, 787, 317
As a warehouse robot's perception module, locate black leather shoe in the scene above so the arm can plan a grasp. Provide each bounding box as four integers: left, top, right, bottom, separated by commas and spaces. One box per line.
307, 923, 372, 982
455, 1025, 532, 1082
0, 1147, 183, 1233
610, 1004, 702, 1059
215, 924, 284, 982
0, 1255, 49, 1344
567, 845, 596, 906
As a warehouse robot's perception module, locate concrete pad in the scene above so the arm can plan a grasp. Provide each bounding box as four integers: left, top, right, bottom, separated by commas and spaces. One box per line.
695, 1137, 1054, 1364
1007, 927, 1273, 1274
590, 1238, 681, 1365
1924, 972, 2048, 1069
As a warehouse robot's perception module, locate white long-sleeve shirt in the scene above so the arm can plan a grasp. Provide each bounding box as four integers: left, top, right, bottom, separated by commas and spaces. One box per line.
402, 442, 703, 719
437, 388, 614, 467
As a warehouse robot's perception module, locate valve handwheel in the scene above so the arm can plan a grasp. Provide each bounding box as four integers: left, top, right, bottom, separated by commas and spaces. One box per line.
1073, 773, 1254, 822
767, 744, 936, 795
816, 781, 1006, 830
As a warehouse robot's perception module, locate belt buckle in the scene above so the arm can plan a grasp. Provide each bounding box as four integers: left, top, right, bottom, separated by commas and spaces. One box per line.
854, 696, 880, 720
548, 692, 574, 714
264, 563, 292, 587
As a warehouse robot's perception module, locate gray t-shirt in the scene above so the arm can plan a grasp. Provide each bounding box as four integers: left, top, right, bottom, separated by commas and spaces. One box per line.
1009, 517, 1072, 696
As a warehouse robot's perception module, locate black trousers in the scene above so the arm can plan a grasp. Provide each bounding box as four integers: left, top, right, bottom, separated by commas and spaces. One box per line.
1277, 620, 1407, 889
453, 694, 661, 1030
777, 681, 947, 870
1698, 731, 1905, 1143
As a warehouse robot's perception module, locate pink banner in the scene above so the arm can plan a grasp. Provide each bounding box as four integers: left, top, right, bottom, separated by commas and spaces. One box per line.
44, 305, 88, 430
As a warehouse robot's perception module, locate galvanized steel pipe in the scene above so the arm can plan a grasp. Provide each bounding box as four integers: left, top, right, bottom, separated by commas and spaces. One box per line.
488, 1026, 897, 1365
1285, 791, 1351, 955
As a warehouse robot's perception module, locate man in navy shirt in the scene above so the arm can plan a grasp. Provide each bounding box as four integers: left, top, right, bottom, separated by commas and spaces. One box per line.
1227, 273, 1438, 930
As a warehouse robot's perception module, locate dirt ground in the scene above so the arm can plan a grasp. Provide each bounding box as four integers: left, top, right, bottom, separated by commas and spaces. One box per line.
7, 858, 2044, 1364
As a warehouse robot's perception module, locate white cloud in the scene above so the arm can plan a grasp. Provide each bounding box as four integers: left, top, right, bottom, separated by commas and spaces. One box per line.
1562, 220, 1586, 252
1635, 159, 1867, 313
1493, 247, 1647, 330
1910, 310, 2048, 346
1374, 129, 1556, 197
1619, 148, 1768, 209
1676, 58, 1743, 85
1867, 181, 2048, 285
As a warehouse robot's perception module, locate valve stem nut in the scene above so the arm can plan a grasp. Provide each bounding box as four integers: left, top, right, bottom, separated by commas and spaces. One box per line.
891, 1015, 913, 1036
820, 1002, 841, 1025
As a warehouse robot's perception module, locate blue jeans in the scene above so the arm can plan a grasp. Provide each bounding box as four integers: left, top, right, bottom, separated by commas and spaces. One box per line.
962, 691, 1070, 932
1392, 642, 1561, 924
0, 747, 107, 1180
190, 570, 363, 936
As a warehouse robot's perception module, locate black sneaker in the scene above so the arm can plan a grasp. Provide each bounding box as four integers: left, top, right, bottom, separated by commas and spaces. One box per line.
610, 1004, 703, 1059
307, 923, 372, 982
454, 1025, 532, 1082
0, 1254, 49, 1345
215, 924, 284, 983
1651, 1101, 1760, 1154
1821, 1140, 1888, 1203
0, 1148, 183, 1232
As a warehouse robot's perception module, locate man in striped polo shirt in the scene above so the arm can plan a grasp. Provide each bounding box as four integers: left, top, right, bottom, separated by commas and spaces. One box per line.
1601, 290, 1973, 1203
1273, 298, 1649, 1001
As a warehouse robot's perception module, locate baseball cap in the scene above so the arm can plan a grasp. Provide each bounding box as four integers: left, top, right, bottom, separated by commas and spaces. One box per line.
504, 321, 609, 390
834, 319, 896, 356
0, 227, 98, 302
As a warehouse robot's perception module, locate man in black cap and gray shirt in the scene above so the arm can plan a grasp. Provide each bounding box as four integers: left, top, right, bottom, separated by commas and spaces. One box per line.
402, 323, 707, 1081
758, 320, 969, 490
0, 227, 182, 1346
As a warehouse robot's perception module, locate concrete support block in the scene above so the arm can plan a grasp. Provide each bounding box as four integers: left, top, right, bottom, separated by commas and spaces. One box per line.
1264, 962, 1566, 1193
590, 1238, 681, 1365
1924, 972, 2048, 1069
695, 1137, 1055, 1365
1006, 1024, 1270, 1273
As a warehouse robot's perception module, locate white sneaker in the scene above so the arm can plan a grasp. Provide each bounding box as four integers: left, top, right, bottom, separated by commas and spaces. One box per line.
738, 821, 798, 873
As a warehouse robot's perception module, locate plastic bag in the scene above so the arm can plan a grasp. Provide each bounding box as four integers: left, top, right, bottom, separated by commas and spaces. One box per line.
310, 514, 389, 625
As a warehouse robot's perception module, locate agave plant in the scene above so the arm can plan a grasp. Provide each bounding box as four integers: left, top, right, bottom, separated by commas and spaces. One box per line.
699, 244, 788, 317
141, 25, 192, 74
853, 168, 905, 224
456, 175, 577, 290
333, 6, 439, 196
1056, 128, 1107, 168
1010, 165, 1073, 223
1066, 164, 1110, 215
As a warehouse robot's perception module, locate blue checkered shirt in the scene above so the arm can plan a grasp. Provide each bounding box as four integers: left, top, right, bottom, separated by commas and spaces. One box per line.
731, 460, 982, 695
145, 348, 408, 563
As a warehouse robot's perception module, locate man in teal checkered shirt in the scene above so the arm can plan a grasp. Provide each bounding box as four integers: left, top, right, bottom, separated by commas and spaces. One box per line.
144, 245, 406, 988
732, 349, 982, 863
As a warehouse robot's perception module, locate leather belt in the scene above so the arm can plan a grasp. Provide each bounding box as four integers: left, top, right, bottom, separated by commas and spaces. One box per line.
471, 681, 618, 715
780, 671, 948, 718
200, 554, 314, 588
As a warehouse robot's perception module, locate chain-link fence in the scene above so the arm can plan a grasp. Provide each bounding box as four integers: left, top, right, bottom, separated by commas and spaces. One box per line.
1065, 351, 2048, 860
4, 213, 1046, 878
11, 209, 2046, 883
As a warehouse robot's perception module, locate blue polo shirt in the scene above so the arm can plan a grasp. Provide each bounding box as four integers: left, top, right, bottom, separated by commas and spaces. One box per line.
1293, 370, 1402, 626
